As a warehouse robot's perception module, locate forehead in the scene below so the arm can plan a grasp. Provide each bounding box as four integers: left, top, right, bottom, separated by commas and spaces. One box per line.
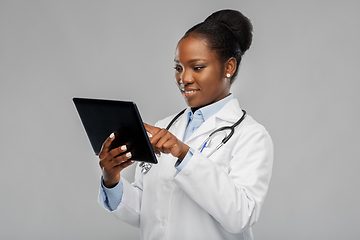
175, 36, 217, 62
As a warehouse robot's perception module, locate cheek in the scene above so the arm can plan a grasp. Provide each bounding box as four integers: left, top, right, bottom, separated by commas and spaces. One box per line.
175, 70, 183, 79
174, 73, 180, 82
174, 78, 183, 90
200, 75, 220, 91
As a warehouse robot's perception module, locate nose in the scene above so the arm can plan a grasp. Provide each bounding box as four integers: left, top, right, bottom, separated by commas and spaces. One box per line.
180, 69, 194, 85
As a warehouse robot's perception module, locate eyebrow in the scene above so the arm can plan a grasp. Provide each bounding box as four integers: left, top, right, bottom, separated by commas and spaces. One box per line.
174, 58, 206, 64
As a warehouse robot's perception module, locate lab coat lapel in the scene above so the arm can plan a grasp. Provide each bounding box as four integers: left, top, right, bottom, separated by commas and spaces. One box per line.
169, 108, 190, 141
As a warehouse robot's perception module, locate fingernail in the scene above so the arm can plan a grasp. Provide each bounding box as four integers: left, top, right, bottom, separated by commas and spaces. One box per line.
121, 145, 127, 151
131, 160, 135, 163
110, 133, 114, 138
156, 153, 161, 157
126, 152, 132, 158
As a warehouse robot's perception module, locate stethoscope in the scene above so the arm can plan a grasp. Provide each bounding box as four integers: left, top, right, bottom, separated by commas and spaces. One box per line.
140, 109, 246, 174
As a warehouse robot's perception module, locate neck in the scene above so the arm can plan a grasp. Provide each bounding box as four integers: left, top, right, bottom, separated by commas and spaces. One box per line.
190, 107, 200, 113
190, 93, 232, 113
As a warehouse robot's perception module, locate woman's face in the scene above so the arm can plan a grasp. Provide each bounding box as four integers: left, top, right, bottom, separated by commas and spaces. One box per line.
174, 36, 230, 108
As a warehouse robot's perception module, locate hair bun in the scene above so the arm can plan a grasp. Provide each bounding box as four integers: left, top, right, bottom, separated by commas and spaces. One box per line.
204, 9, 253, 55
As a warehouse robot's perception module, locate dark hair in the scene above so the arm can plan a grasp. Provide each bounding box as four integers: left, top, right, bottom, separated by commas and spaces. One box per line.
182, 9, 253, 83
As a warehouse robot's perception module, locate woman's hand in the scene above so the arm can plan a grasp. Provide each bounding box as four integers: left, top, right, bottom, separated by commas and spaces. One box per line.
144, 123, 190, 161
98, 133, 135, 188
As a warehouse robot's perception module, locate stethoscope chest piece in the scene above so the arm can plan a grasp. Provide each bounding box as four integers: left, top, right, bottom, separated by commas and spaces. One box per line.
140, 162, 152, 174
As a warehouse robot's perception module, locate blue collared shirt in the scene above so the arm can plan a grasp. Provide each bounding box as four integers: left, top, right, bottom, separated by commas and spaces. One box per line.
101, 94, 233, 211
175, 94, 233, 171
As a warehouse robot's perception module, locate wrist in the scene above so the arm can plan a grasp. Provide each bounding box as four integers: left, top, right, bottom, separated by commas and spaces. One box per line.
103, 175, 120, 188
178, 145, 190, 161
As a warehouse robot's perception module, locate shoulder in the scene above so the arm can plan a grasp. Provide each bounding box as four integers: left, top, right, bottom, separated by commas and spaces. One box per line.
222, 99, 270, 135
232, 113, 273, 157
241, 114, 271, 139
222, 99, 272, 147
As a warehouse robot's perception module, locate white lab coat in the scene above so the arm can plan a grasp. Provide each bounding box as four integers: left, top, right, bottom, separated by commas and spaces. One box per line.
99, 99, 273, 240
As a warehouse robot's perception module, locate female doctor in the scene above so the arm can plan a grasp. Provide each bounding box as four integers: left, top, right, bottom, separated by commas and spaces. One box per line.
98, 9, 273, 240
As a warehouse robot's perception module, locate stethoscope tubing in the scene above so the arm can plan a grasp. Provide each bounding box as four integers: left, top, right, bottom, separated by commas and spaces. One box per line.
197, 109, 246, 157
140, 109, 246, 173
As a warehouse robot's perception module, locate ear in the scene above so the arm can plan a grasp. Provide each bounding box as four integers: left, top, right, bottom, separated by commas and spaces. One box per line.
223, 57, 237, 79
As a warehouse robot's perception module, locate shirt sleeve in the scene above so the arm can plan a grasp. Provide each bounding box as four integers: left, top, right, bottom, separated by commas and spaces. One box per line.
175, 147, 194, 172
99, 176, 124, 211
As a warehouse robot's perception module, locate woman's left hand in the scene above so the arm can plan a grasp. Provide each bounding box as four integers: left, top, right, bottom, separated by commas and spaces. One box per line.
144, 123, 189, 161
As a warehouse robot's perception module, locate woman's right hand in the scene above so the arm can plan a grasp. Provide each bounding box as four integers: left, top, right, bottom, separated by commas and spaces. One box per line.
98, 133, 135, 188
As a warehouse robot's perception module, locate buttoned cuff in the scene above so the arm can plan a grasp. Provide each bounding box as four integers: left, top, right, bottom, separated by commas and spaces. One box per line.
175, 148, 194, 172
100, 176, 124, 211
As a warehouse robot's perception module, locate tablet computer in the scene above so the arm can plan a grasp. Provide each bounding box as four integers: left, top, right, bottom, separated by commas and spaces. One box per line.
73, 97, 157, 164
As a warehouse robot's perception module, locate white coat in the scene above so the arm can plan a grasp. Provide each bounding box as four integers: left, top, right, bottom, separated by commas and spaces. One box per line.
100, 99, 273, 240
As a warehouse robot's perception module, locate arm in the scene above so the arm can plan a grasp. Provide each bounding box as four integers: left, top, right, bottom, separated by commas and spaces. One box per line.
97, 133, 143, 227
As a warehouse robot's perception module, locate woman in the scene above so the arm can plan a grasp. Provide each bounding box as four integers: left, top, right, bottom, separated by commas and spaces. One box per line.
98, 9, 273, 240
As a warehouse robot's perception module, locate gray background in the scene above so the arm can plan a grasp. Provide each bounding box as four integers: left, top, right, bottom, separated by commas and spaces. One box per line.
1, 0, 359, 239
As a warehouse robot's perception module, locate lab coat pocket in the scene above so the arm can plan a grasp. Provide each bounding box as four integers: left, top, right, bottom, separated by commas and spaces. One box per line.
200, 146, 231, 173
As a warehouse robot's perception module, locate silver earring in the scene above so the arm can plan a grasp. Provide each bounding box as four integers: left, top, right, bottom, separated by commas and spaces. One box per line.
226, 73, 231, 78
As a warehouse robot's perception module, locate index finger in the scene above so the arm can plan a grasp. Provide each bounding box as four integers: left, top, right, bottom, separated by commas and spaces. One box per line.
143, 123, 161, 136
99, 132, 115, 159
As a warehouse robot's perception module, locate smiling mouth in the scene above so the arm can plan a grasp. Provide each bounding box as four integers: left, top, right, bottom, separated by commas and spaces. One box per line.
182, 89, 199, 94
181, 88, 199, 99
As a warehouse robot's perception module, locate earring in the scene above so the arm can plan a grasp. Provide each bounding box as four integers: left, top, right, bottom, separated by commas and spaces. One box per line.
226, 73, 231, 78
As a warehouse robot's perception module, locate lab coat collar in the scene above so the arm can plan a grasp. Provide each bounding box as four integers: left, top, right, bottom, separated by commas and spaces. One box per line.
215, 98, 244, 123
195, 94, 234, 122
168, 108, 189, 141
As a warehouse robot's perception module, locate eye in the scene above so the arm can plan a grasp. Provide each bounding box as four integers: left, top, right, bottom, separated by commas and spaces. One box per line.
174, 65, 182, 73
193, 66, 205, 71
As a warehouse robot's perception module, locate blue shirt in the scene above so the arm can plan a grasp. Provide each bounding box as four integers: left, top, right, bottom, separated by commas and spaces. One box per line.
101, 94, 233, 211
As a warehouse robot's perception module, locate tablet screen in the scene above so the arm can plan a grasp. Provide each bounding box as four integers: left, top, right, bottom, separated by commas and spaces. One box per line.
73, 97, 157, 164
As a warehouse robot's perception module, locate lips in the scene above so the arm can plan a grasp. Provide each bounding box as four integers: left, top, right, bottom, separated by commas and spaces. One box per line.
183, 89, 198, 94
181, 88, 199, 98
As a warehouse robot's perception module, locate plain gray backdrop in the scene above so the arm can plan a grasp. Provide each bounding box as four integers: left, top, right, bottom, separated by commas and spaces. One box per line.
1, 0, 359, 239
